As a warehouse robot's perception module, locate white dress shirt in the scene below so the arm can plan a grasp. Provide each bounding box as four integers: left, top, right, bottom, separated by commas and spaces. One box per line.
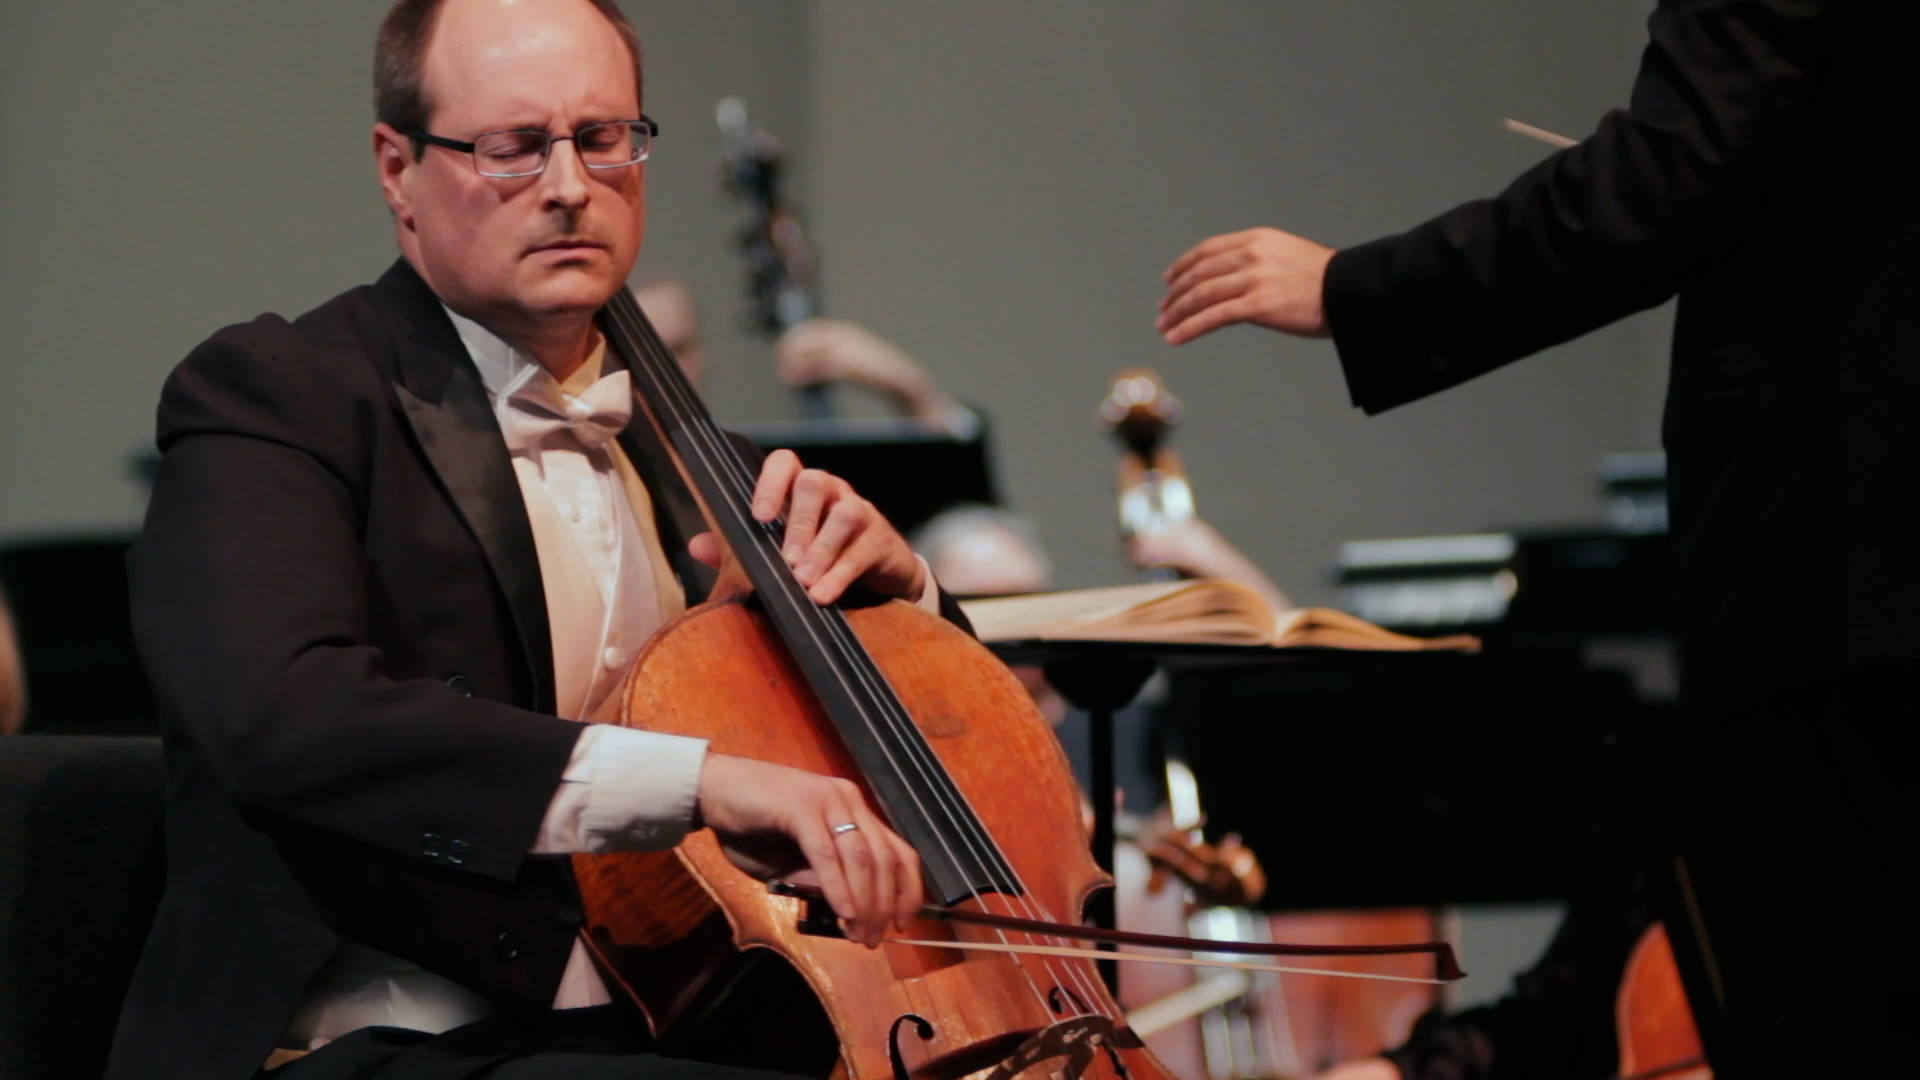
282, 309, 940, 1050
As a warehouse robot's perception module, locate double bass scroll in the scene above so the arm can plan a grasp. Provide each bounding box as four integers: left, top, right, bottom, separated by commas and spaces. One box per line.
1098, 367, 1194, 545
716, 96, 831, 420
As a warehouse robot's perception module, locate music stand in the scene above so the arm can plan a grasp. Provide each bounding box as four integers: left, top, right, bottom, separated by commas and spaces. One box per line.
987, 640, 1490, 993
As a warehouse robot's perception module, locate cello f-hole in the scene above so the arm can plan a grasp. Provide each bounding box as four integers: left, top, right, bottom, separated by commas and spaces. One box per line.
887, 1014, 936, 1080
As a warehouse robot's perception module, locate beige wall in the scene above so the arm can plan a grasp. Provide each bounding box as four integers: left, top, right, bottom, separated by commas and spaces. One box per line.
3, 1, 1669, 606
803, 1, 1669, 597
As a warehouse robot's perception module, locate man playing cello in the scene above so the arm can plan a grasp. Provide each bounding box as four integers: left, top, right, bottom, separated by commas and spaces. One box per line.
110, 2, 938, 1076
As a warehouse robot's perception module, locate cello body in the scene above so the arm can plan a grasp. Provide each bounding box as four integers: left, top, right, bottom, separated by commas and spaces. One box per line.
577, 595, 1174, 1080
571, 287, 1440, 1080
1614, 922, 1711, 1080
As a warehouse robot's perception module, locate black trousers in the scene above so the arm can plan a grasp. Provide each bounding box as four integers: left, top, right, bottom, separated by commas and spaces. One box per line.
1663, 660, 1920, 1079
260, 1006, 806, 1080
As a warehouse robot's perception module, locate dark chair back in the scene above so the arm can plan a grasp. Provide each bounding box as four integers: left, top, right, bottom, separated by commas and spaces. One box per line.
0, 536, 157, 736
0, 735, 164, 1080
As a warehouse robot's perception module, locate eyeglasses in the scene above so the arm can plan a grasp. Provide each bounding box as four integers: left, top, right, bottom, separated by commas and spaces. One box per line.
404, 117, 658, 179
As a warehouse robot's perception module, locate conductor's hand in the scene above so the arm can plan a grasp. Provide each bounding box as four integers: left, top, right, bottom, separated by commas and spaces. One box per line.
687, 450, 928, 605
696, 753, 922, 947
1157, 227, 1336, 345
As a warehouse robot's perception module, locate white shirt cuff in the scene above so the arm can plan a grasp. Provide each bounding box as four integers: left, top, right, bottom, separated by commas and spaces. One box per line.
532, 724, 708, 854
913, 554, 942, 615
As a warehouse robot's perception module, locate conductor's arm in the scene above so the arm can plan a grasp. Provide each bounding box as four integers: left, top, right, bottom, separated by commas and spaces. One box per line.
1159, 0, 1845, 413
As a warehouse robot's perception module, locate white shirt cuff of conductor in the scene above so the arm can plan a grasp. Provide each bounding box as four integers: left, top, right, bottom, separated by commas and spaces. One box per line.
533, 557, 941, 855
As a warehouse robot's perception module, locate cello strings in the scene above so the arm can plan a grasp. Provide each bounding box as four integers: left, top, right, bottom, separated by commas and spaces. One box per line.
608, 297, 1118, 1020
591, 308, 1110, 1009
600, 301, 1078, 1011
603, 295, 1103, 1011
608, 305, 1470, 1008
602, 292, 1022, 906
606, 292, 1098, 933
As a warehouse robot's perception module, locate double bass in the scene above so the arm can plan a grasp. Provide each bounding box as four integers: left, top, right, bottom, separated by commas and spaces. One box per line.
1100, 369, 1444, 1078
568, 295, 1462, 1079
717, 96, 831, 420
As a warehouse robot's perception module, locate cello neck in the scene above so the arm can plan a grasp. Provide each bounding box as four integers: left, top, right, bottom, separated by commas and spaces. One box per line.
598, 288, 1017, 904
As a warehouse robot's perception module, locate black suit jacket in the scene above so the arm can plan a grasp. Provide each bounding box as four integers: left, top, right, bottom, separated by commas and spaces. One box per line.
107, 260, 952, 1078
1323, 0, 1920, 710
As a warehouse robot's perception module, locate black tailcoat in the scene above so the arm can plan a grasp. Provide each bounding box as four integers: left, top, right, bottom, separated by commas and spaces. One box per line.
109, 260, 767, 1078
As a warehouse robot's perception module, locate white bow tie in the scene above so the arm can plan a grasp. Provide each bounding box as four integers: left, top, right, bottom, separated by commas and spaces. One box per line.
498, 368, 633, 453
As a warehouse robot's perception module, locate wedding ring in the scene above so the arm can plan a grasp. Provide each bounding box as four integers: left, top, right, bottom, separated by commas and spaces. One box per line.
831, 822, 859, 836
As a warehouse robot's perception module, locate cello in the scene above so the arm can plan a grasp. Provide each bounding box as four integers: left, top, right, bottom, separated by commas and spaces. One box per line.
571, 294, 1461, 1079
1613, 922, 1711, 1080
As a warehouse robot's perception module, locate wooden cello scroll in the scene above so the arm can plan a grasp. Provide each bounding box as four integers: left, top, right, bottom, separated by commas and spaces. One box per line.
716, 96, 831, 419
1098, 368, 1193, 543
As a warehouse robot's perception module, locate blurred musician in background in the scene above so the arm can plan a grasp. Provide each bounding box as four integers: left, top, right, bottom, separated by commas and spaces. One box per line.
773, 318, 980, 438
1157, 1, 1920, 1077
907, 506, 1062, 716
1124, 518, 1291, 618
632, 269, 1001, 543
627, 272, 710, 390
631, 271, 978, 437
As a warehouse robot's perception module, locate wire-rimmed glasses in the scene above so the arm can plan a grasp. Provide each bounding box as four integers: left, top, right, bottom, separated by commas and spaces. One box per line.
404, 117, 658, 178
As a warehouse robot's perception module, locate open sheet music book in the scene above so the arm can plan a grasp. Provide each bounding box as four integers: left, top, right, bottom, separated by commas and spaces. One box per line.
959, 580, 1480, 652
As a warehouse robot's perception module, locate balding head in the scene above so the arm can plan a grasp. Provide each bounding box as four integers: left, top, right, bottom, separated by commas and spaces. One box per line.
631, 275, 707, 387
913, 506, 1053, 597
376, 0, 643, 153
